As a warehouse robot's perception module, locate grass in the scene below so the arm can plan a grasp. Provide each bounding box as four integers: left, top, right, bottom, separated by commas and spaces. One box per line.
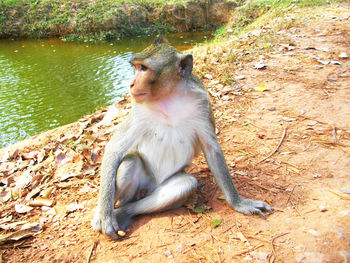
0, 0, 242, 40
215, 0, 345, 40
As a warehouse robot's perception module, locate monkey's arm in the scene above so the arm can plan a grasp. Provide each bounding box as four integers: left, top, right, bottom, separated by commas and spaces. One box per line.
92, 118, 137, 238
200, 132, 273, 219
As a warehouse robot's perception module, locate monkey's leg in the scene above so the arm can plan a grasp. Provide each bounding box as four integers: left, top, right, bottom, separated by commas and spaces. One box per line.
92, 153, 153, 234
114, 153, 154, 207
114, 173, 198, 230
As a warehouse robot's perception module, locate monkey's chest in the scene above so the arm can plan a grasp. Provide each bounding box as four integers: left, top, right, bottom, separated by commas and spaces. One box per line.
136, 123, 198, 185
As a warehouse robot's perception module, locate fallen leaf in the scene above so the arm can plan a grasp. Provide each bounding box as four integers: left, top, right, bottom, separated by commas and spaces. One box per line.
28, 197, 56, 207
217, 195, 226, 200
211, 219, 222, 228
254, 85, 269, 92
14, 204, 33, 214
0, 223, 42, 245
0, 221, 28, 231
22, 151, 37, 160
57, 172, 75, 181
66, 203, 85, 213
287, 167, 300, 174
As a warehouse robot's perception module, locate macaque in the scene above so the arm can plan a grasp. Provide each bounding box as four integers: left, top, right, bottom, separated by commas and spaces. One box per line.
92, 37, 273, 239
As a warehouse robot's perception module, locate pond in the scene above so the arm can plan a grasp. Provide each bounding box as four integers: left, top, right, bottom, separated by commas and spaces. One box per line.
0, 32, 214, 148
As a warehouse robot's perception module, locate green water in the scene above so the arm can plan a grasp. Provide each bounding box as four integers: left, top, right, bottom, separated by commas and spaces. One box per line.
0, 32, 213, 148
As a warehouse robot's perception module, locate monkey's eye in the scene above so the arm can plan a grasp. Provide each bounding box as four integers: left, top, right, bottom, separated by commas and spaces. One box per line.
140, 64, 148, 71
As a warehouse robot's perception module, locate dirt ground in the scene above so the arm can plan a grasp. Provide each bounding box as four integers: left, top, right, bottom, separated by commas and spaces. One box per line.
0, 4, 349, 263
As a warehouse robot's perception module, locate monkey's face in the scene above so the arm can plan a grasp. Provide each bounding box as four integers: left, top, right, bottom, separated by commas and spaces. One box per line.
130, 61, 179, 104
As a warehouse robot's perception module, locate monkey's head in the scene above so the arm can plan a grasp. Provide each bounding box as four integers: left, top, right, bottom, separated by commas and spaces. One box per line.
129, 37, 193, 103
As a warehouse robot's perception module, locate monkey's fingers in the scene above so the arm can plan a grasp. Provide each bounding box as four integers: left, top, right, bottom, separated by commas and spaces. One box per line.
253, 200, 274, 214
234, 198, 273, 220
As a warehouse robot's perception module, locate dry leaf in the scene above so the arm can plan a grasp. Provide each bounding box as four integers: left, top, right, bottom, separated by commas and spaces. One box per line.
14, 204, 34, 214
28, 197, 56, 207
0, 223, 42, 245
254, 85, 269, 92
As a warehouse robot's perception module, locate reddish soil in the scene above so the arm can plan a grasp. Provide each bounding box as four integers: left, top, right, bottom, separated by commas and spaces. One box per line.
0, 4, 349, 263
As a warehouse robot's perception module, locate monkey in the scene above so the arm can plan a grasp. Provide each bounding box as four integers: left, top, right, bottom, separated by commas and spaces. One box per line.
91, 37, 273, 239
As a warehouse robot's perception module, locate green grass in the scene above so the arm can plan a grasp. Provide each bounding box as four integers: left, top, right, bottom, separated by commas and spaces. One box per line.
1, 0, 239, 39
215, 0, 346, 40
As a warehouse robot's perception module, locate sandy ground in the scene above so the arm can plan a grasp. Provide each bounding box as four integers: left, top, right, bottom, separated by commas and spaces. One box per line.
0, 4, 349, 263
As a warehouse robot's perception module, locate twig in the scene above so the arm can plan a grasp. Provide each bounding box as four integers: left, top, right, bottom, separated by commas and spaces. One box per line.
329, 190, 350, 200
258, 127, 287, 163
333, 126, 337, 143
268, 232, 290, 263
285, 184, 300, 206
232, 243, 264, 257
87, 240, 99, 263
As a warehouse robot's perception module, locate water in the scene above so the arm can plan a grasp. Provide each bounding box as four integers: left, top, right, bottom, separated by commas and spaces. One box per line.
0, 32, 213, 147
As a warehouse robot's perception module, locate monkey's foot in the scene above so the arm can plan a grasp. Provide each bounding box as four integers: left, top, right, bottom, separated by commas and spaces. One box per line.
234, 198, 273, 219
113, 207, 133, 231
91, 210, 122, 240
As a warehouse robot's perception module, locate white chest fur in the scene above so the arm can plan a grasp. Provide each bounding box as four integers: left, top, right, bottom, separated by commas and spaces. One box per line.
134, 93, 201, 184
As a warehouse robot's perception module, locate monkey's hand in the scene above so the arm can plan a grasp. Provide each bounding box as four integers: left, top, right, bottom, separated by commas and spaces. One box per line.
233, 198, 273, 219
91, 208, 121, 240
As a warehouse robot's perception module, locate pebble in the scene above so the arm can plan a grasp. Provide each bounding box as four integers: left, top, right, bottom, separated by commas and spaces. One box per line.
268, 107, 276, 111
204, 74, 213, 80
313, 174, 322, 178
253, 62, 267, 69
236, 75, 246, 80
339, 52, 348, 59
164, 250, 173, 258
330, 60, 342, 65
308, 229, 320, 236
341, 189, 350, 194
282, 117, 297, 122
319, 206, 327, 212
176, 244, 184, 252
340, 210, 350, 216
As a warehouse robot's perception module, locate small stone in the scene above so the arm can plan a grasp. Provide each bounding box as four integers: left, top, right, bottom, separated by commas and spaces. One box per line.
313, 174, 322, 178
253, 62, 267, 69
341, 189, 350, 194
340, 210, 350, 216
300, 109, 306, 115
204, 74, 213, 80
308, 229, 320, 236
319, 206, 327, 212
236, 75, 246, 80
268, 107, 276, 111
164, 250, 173, 258
282, 117, 297, 122
330, 60, 342, 65
328, 78, 337, 82
339, 52, 348, 59
176, 244, 184, 252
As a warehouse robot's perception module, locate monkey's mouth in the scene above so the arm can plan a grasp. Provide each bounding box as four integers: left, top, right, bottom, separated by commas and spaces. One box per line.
132, 93, 148, 99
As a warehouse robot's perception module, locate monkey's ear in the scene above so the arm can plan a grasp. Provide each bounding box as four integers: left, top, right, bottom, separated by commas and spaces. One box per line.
179, 54, 193, 78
